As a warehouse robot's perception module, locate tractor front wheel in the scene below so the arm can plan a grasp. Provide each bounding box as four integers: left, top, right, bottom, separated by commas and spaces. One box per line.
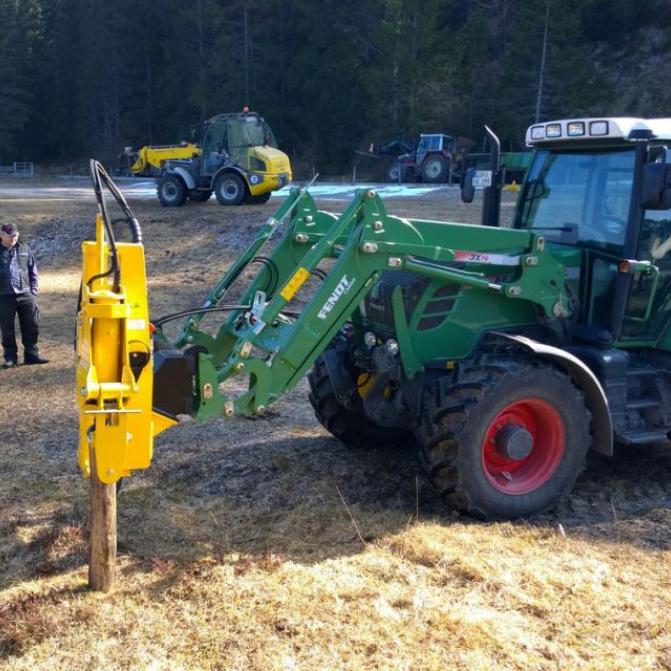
157, 175, 187, 207
416, 360, 591, 519
420, 155, 449, 183
308, 354, 411, 449
214, 173, 245, 206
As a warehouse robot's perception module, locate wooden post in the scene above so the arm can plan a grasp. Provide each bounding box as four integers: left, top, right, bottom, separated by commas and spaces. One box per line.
88, 446, 117, 592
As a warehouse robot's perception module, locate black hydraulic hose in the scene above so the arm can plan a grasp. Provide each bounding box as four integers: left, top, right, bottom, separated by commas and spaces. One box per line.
153, 304, 253, 327
153, 304, 302, 328
87, 160, 120, 291
86, 160, 144, 292
92, 160, 142, 244
250, 256, 279, 297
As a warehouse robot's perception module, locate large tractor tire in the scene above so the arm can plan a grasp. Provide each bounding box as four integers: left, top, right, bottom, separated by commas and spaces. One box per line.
416, 359, 591, 519
308, 354, 410, 449
157, 175, 187, 207
188, 190, 212, 202
244, 191, 271, 205
420, 155, 449, 183
214, 172, 246, 206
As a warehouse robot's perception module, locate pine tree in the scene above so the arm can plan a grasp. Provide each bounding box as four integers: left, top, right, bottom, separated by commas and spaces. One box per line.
0, 0, 36, 160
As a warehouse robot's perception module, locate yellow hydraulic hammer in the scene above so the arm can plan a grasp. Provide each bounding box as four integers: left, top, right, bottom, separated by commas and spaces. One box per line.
76, 161, 176, 484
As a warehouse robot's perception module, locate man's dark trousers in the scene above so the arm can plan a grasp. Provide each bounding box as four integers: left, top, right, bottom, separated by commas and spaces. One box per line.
0, 293, 39, 362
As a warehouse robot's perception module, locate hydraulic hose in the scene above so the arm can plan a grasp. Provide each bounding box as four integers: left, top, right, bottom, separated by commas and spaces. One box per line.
153, 304, 302, 328
87, 160, 143, 292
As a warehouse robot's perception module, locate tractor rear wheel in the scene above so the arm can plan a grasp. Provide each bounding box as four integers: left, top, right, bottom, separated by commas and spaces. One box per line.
420, 155, 449, 183
214, 173, 245, 206
416, 359, 591, 519
157, 175, 187, 207
308, 354, 410, 449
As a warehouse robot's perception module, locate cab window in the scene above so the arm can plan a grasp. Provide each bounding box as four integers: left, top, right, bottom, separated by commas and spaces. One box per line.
516, 149, 635, 254
202, 122, 227, 155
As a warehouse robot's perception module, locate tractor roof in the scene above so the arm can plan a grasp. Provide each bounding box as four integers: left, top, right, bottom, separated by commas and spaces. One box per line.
526, 117, 671, 148
204, 111, 263, 126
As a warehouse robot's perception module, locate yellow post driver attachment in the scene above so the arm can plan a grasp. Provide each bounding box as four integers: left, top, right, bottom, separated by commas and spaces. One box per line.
76, 161, 176, 484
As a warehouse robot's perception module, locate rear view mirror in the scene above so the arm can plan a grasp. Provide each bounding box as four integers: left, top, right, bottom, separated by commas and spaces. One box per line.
461, 168, 475, 203
640, 162, 671, 210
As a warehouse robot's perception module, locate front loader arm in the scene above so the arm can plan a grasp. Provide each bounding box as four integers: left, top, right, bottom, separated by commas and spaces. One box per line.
165, 188, 570, 421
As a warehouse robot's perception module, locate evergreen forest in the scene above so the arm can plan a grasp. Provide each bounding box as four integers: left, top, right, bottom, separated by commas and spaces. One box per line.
1, 0, 670, 175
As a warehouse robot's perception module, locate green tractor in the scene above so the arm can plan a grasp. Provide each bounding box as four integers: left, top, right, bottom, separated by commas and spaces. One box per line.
80, 117, 671, 520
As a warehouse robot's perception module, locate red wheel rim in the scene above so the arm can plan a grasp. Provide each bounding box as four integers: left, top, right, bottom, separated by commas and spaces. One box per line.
481, 398, 565, 495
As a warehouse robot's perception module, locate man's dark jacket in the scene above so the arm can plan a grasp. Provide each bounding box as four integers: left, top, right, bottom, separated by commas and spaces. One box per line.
0, 242, 38, 295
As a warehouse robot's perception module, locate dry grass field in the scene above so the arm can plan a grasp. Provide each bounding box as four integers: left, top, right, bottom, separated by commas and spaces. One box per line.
1, 179, 670, 670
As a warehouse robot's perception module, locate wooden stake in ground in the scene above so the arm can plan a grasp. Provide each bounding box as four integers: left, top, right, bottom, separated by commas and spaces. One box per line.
88, 446, 117, 592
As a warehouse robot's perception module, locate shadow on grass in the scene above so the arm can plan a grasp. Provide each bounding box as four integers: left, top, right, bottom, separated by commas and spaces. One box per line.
3, 431, 671, 599
117, 430, 671, 566
0, 504, 89, 592
0, 583, 90, 660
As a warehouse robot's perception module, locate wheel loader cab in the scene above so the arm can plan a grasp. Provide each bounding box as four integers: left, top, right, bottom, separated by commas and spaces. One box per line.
157, 111, 292, 207
519, 118, 671, 347
201, 119, 229, 174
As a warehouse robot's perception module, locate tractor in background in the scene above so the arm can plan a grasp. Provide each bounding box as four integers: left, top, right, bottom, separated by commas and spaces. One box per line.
389, 133, 457, 183
78, 117, 671, 520
122, 110, 292, 206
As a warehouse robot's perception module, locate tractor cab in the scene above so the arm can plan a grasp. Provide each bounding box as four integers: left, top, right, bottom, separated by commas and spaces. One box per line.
515, 118, 671, 350
158, 111, 292, 207
416, 133, 454, 162
197, 112, 278, 175
398, 133, 455, 183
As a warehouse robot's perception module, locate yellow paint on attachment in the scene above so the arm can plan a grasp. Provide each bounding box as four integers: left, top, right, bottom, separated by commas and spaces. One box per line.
280, 267, 310, 301
152, 411, 178, 438
76, 213, 162, 484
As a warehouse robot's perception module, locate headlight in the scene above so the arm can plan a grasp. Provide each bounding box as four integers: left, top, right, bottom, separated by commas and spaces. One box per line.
567, 122, 585, 136
589, 120, 609, 136
546, 124, 562, 138
384, 339, 399, 355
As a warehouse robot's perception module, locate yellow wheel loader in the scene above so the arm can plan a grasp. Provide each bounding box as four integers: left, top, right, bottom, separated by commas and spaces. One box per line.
122, 111, 292, 206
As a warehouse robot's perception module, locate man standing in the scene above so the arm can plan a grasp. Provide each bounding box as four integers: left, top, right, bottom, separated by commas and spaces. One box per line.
0, 223, 48, 368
